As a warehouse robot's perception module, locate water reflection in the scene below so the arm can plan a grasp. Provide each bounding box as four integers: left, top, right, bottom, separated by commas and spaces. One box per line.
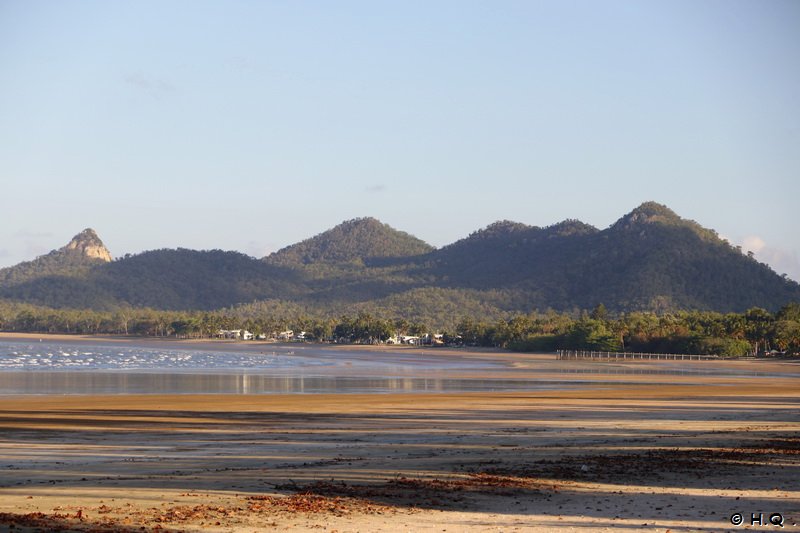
0, 372, 583, 395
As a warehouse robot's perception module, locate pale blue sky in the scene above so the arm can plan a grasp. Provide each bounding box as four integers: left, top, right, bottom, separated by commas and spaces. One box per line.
1, 0, 799, 280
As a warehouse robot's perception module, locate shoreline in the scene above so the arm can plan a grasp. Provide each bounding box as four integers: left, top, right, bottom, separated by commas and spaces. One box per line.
2, 330, 799, 366
0, 330, 511, 357
2, 331, 800, 397
4, 330, 799, 362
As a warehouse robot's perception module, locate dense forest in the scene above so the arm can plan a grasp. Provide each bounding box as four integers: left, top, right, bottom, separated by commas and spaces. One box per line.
1, 202, 799, 352
266, 217, 435, 266
1, 300, 798, 357
1, 203, 798, 314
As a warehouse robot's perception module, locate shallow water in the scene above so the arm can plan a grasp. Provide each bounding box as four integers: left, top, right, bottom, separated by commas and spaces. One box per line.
0, 371, 587, 395
0, 340, 493, 372
0, 340, 517, 394
0, 341, 329, 371
0, 339, 793, 394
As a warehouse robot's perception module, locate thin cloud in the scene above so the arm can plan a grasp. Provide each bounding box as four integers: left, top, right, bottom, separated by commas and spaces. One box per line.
11, 230, 54, 261
740, 235, 800, 283
24, 243, 49, 259
245, 240, 277, 259
742, 235, 766, 254
365, 184, 386, 194
14, 229, 53, 239
226, 56, 255, 73
762, 248, 800, 283
124, 73, 175, 98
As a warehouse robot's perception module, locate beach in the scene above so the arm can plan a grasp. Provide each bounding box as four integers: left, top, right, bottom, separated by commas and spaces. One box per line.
0, 334, 798, 531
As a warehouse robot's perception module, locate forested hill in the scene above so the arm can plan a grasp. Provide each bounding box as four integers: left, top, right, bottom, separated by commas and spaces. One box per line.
265, 217, 435, 266
422, 202, 800, 312
0, 203, 798, 314
0, 248, 302, 311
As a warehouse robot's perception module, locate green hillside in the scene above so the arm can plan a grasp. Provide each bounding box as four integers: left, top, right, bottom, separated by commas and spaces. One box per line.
0, 203, 797, 315
420, 203, 800, 312
265, 217, 435, 266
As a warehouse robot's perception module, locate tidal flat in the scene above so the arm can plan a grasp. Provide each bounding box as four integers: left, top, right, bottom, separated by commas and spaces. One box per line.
0, 333, 798, 531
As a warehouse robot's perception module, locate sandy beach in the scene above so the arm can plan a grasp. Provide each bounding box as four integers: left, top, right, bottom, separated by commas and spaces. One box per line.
0, 335, 798, 531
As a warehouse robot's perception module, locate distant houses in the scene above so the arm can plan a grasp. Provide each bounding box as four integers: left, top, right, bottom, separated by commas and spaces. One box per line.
387, 335, 420, 345
386, 333, 444, 345
216, 329, 254, 340
216, 328, 446, 346
216, 329, 305, 342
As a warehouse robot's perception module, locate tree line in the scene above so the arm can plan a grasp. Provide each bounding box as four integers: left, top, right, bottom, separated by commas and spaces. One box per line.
0, 300, 798, 357
461, 303, 800, 356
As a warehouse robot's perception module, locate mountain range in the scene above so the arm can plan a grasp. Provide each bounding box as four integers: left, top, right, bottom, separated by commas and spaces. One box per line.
1, 202, 798, 318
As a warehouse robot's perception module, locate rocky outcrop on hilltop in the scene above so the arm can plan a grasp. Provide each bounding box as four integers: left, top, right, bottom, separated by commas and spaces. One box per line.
63, 228, 113, 262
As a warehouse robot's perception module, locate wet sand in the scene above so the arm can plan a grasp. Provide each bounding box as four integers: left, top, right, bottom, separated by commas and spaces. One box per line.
0, 335, 798, 531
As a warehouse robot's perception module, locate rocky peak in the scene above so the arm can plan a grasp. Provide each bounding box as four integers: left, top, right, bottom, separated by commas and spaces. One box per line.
608, 202, 723, 245
612, 202, 682, 230
63, 228, 112, 262
266, 217, 433, 265
544, 219, 598, 237
466, 220, 534, 241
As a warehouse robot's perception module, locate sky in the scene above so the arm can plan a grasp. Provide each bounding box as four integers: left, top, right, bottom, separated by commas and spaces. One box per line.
1, 0, 799, 280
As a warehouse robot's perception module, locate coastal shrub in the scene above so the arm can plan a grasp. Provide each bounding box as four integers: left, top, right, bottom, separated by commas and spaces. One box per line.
626, 335, 694, 354
562, 319, 621, 351
689, 337, 751, 357
508, 334, 561, 352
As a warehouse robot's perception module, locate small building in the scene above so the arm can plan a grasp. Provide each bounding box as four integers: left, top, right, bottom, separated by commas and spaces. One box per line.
217, 329, 253, 340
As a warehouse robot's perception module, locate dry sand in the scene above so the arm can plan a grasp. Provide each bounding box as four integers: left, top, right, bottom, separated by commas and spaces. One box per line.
0, 335, 799, 532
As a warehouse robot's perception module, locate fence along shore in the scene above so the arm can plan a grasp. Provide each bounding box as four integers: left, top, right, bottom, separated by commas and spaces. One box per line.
557, 350, 719, 361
